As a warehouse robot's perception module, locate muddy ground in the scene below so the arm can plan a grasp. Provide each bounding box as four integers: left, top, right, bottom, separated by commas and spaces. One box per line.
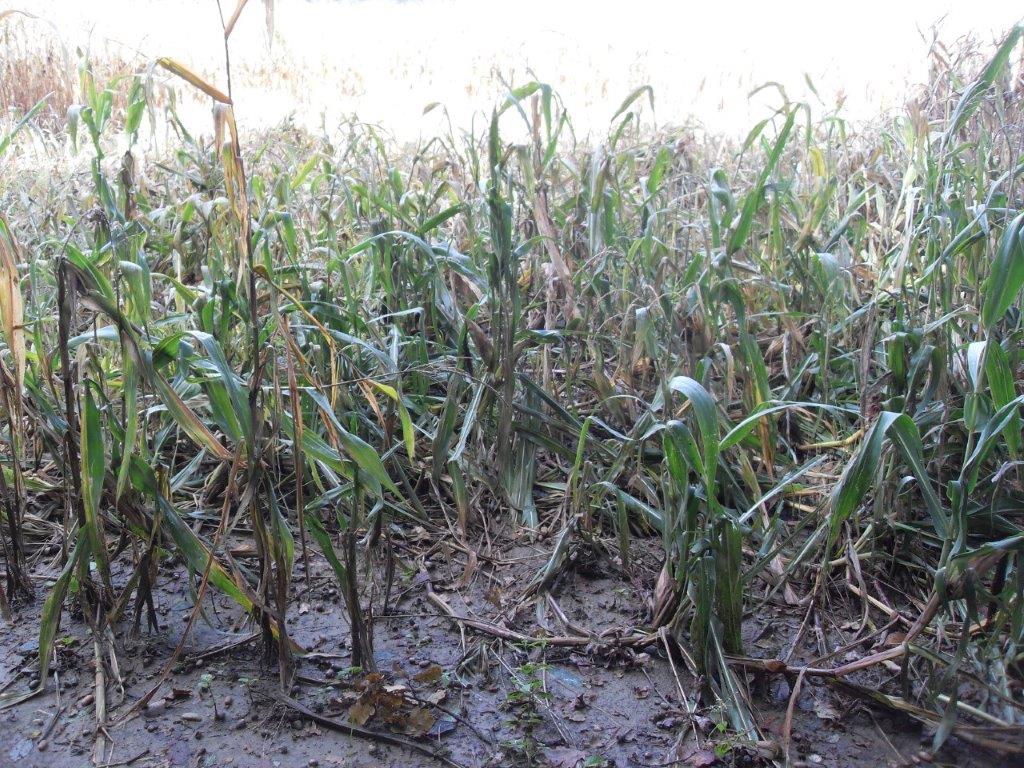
0, 529, 998, 768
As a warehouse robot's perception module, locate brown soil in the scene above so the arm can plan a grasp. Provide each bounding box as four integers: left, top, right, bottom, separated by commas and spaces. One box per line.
0, 533, 1000, 768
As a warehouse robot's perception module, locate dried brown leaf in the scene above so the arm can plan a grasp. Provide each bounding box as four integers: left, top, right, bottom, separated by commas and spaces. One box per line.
413, 664, 443, 685
404, 707, 435, 737
544, 746, 585, 768
347, 699, 375, 726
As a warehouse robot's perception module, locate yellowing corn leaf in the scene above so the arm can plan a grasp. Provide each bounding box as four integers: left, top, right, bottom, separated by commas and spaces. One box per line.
223, 0, 252, 39
157, 57, 232, 104
365, 379, 415, 459
0, 217, 25, 392
0, 9, 37, 23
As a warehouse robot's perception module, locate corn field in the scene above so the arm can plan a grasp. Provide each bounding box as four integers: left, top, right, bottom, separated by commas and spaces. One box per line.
1, 6, 1024, 768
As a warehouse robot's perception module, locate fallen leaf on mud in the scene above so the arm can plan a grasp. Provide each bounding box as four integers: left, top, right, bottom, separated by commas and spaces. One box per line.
687, 748, 718, 766
348, 700, 375, 725
456, 550, 478, 589
408, 527, 430, 542
693, 715, 714, 732
426, 690, 446, 704
7, 738, 32, 762
329, 693, 355, 710
429, 715, 457, 737
361, 672, 385, 687
545, 746, 586, 768
484, 586, 504, 609
813, 697, 840, 720
405, 706, 436, 736
167, 739, 191, 767
413, 664, 443, 684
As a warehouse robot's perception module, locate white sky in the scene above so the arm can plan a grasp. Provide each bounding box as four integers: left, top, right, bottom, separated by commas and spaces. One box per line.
7, 0, 1024, 140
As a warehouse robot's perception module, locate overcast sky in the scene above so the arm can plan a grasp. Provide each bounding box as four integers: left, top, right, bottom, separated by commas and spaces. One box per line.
11, 0, 1024, 139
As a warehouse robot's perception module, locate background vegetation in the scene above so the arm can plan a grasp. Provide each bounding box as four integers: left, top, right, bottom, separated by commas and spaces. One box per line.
2, 5, 1024, 764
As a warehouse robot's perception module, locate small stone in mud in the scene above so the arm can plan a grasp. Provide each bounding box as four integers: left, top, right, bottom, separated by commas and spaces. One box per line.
180, 711, 202, 722
17, 640, 39, 656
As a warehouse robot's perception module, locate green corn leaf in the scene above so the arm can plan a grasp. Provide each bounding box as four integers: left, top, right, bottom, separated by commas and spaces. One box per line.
667, 376, 722, 509
269, 491, 295, 574
302, 388, 398, 496
365, 379, 415, 460
727, 109, 796, 256
432, 372, 463, 485
961, 395, 1024, 490
596, 481, 664, 532
610, 84, 654, 124
830, 412, 947, 545
984, 339, 1021, 456
156, 491, 252, 612
0, 95, 48, 158
945, 26, 1022, 143
188, 331, 251, 444
306, 512, 348, 586
885, 414, 948, 538
115, 355, 139, 501
67, 269, 233, 462
721, 401, 859, 451
981, 212, 1024, 329
715, 520, 744, 654
829, 412, 897, 543
81, 383, 111, 586
664, 418, 702, 481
